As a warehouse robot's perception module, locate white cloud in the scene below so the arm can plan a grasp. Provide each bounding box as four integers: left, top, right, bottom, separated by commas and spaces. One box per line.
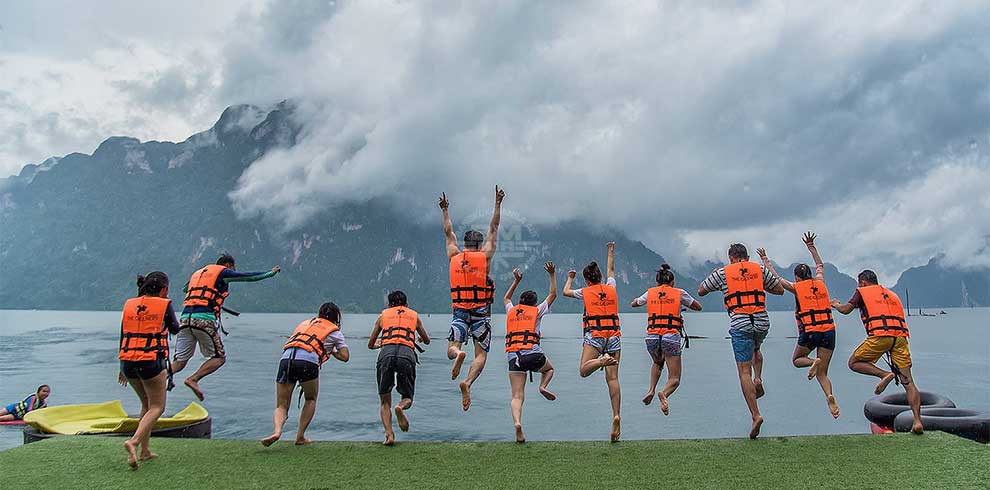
2, 0, 988, 276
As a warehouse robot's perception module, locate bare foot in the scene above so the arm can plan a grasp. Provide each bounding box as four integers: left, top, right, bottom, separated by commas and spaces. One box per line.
874, 373, 895, 395
642, 391, 655, 406
515, 423, 525, 443
139, 452, 158, 461
658, 392, 669, 416
184, 378, 205, 401
123, 440, 139, 470
827, 395, 840, 419
459, 380, 471, 411
451, 351, 467, 380
749, 416, 764, 439
807, 358, 822, 380
383, 433, 395, 446
294, 437, 313, 446
911, 422, 924, 435
600, 354, 618, 367
394, 406, 409, 432
539, 387, 557, 401
610, 416, 621, 442
260, 433, 280, 447
754, 381, 765, 399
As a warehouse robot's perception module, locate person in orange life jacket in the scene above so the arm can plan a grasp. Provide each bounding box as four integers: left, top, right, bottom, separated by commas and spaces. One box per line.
439, 186, 504, 412
757, 232, 841, 419
563, 241, 623, 442
368, 291, 430, 446
831, 270, 923, 434
697, 243, 784, 439
117, 271, 180, 469
630, 264, 702, 416
503, 262, 558, 443
172, 254, 280, 401
260, 302, 349, 447
0, 385, 50, 422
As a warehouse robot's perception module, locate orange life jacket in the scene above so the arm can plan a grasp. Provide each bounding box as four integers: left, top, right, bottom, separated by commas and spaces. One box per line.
449, 251, 490, 309
793, 279, 835, 333
646, 286, 684, 336
505, 304, 541, 352
723, 261, 766, 315
858, 285, 909, 337
380, 306, 419, 349
183, 264, 229, 314
284, 318, 340, 364
119, 296, 171, 362
582, 283, 620, 338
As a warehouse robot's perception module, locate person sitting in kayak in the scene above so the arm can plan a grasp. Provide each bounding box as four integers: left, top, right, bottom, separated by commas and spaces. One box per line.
0, 385, 51, 422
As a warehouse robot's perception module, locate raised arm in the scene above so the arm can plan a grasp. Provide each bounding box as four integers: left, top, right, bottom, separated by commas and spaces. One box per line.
803, 232, 826, 281
482, 185, 505, 259
606, 241, 615, 280
439, 193, 459, 259
504, 268, 523, 306
757, 247, 795, 293
563, 269, 578, 298
367, 316, 383, 350
415, 318, 431, 345
545, 261, 558, 307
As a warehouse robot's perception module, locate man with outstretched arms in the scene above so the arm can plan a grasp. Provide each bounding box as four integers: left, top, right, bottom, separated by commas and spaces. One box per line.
698, 243, 784, 439
439, 186, 504, 411
831, 269, 923, 434
172, 253, 280, 400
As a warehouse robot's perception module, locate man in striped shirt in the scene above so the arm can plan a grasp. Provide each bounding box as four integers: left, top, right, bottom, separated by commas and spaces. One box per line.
698, 243, 784, 438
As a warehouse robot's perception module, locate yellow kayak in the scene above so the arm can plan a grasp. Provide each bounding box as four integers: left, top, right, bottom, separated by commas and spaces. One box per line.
23, 400, 208, 435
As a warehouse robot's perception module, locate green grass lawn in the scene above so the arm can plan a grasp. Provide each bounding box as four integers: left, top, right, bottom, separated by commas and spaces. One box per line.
0, 432, 985, 489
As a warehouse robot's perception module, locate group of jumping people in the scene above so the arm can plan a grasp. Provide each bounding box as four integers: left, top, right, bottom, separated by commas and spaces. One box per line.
113, 186, 925, 469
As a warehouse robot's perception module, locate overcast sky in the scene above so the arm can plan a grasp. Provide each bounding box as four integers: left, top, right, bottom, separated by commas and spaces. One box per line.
2, 1, 988, 278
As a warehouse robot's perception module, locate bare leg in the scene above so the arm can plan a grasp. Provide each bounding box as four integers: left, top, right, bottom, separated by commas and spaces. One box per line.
848, 353, 895, 395
605, 351, 621, 442
448, 341, 467, 380
813, 348, 840, 419
184, 357, 225, 401
579, 344, 613, 377
736, 361, 763, 439
0, 413, 14, 422
123, 372, 167, 469
658, 353, 682, 416
380, 393, 394, 446
509, 372, 527, 442
538, 359, 556, 401
643, 360, 661, 405
792, 344, 814, 369
753, 348, 765, 399
261, 382, 294, 447
458, 340, 488, 411
295, 378, 319, 445
394, 397, 412, 433
898, 366, 924, 434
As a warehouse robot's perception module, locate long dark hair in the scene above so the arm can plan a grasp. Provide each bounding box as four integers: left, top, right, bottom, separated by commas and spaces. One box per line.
319, 302, 342, 325
136, 271, 169, 296
793, 263, 813, 281
655, 264, 675, 285
582, 261, 602, 285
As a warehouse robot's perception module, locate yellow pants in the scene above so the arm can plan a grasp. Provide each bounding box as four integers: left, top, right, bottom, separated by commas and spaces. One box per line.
853, 336, 912, 368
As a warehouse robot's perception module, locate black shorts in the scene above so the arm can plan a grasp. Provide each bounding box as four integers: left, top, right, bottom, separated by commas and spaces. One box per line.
798, 330, 836, 351
120, 359, 166, 380
508, 352, 547, 373
377, 344, 416, 399
276, 359, 320, 384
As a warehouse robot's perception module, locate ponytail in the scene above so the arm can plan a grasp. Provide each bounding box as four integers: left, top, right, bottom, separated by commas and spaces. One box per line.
137, 271, 169, 297
582, 261, 602, 285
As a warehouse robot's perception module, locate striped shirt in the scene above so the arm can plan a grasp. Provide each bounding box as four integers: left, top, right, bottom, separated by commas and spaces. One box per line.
700, 265, 781, 331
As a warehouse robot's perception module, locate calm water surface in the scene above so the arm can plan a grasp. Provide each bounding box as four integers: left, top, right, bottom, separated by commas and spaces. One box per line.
1, 308, 987, 450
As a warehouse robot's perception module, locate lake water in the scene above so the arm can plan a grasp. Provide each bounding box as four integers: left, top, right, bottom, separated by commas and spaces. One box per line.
1, 308, 987, 450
